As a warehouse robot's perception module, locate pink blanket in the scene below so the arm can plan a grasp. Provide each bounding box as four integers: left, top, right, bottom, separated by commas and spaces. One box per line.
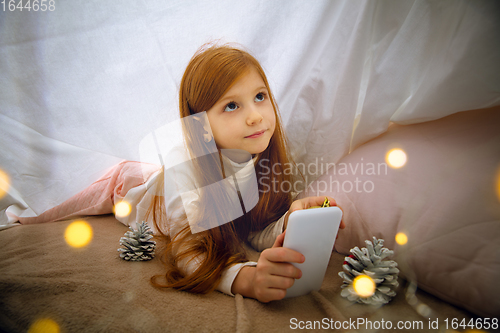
17, 161, 159, 224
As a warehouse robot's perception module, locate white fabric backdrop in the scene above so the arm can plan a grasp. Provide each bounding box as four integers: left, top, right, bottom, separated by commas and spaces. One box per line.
1, 0, 499, 224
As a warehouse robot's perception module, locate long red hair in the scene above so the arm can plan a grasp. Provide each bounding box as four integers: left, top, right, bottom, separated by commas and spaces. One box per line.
149, 44, 297, 293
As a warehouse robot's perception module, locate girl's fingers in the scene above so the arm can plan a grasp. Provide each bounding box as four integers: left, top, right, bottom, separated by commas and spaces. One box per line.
309, 196, 345, 228
254, 249, 303, 302
313, 195, 337, 207
273, 231, 286, 248
255, 286, 288, 303
258, 274, 297, 290
334, 202, 345, 229
262, 246, 305, 265
326, 196, 337, 207
268, 262, 302, 279
339, 219, 346, 229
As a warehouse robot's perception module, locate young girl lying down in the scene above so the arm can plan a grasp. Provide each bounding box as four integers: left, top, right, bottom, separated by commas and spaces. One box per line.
15, 44, 345, 303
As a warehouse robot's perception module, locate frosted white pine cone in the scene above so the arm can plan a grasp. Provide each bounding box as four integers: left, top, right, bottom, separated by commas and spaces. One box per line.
118, 221, 156, 261
338, 237, 399, 305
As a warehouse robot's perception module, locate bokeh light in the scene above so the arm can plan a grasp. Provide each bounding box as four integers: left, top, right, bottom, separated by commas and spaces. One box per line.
386, 148, 407, 168
123, 290, 135, 302
65, 220, 93, 248
395, 232, 408, 245
0, 168, 10, 200
416, 303, 432, 317
114, 201, 131, 218
496, 166, 500, 202
28, 318, 60, 333
353, 274, 376, 298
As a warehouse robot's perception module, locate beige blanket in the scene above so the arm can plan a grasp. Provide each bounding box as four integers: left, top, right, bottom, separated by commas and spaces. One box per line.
0, 215, 474, 332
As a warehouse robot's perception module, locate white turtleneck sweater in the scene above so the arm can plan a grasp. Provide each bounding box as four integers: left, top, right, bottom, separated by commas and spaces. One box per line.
116, 145, 286, 296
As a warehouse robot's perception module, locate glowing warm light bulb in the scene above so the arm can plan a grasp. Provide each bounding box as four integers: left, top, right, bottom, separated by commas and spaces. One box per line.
28, 318, 60, 333
395, 232, 408, 245
65, 220, 93, 248
416, 303, 432, 317
0, 169, 10, 200
353, 274, 376, 297
114, 201, 132, 218
386, 148, 407, 168
496, 167, 500, 202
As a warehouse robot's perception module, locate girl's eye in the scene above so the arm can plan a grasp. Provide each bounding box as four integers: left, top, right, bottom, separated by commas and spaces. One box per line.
255, 92, 266, 102
224, 102, 238, 112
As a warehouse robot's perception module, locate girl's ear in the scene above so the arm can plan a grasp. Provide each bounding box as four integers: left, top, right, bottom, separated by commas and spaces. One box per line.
203, 132, 213, 143
192, 113, 213, 143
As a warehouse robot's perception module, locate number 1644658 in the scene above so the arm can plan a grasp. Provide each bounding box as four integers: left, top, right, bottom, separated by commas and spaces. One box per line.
2, 0, 56, 11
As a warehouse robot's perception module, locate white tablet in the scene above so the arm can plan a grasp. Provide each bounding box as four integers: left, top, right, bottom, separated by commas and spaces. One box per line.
282, 206, 343, 298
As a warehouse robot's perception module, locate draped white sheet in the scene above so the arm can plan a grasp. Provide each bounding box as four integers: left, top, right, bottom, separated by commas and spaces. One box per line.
1, 0, 499, 225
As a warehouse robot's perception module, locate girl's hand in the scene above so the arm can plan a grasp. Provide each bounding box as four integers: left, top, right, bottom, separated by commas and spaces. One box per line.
231, 231, 304, 302
251, 231, 304, 302
232, 196, 345, 302
283, 196, 346, 231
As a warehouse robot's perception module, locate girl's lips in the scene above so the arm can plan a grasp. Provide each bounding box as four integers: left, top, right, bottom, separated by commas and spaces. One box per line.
245, 130, 266, 138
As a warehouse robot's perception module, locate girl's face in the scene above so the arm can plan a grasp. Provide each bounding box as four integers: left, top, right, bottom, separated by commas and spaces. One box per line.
206, 68, 276, 157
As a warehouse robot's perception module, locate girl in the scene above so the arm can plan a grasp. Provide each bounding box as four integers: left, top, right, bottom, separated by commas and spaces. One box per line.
145, 44, 345, 302
14, 43, 345, 303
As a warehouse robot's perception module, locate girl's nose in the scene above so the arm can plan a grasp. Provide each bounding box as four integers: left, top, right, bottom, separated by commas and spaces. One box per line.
246, 107, 263, 126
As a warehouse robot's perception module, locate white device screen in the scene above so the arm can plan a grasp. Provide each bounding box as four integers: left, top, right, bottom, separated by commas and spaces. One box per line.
282, 206, 343, 298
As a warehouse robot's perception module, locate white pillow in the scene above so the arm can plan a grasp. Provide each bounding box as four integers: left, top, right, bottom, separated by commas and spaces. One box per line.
299, 107, 500, 317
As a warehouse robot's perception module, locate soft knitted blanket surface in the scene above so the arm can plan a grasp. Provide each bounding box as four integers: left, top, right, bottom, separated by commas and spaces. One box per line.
0, 215, 473, 333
